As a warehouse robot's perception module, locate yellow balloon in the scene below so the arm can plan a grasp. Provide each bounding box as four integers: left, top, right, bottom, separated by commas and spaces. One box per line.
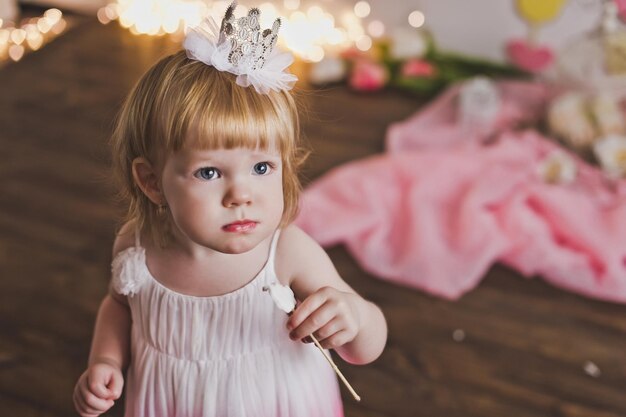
516, 0, 567, 24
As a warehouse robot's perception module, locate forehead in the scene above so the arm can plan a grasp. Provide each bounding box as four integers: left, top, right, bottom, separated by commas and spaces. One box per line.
183, 120, 282, 155
172, 146, 281, 164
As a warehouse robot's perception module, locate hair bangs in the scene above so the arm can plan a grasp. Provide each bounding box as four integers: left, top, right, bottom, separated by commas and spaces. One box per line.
183, 77, 294, 156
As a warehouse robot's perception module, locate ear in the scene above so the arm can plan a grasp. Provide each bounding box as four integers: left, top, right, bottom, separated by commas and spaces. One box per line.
132, 157, 165, 205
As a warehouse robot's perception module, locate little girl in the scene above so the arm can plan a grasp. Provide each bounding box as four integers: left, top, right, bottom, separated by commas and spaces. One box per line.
73, 4, 387, 417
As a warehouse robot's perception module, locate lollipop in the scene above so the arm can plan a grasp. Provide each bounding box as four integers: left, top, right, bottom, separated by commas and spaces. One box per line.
516, 0, 566, 25
263, 283, 361, 402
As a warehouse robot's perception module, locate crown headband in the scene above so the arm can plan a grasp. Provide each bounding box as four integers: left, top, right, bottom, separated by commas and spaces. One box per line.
183, 2, 298, 94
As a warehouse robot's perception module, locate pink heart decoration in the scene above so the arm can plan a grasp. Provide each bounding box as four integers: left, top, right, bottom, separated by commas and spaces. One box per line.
506, 39, 554, 73
616, 0, 626, 20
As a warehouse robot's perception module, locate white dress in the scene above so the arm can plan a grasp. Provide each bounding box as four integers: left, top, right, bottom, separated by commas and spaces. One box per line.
111, 230, 344, 417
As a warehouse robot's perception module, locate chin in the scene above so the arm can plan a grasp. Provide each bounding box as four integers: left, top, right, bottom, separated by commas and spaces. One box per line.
219, 239, 259, 255
221, 246, 254, 255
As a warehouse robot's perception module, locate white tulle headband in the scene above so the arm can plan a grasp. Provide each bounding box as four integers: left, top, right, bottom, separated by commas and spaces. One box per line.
183, 1, 298, 94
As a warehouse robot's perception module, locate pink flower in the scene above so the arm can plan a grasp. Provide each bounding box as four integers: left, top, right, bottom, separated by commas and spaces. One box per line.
506, 39, 554, 73
617, 0, 626, 20
349, 60, 389, 91
401, 58, 436, 78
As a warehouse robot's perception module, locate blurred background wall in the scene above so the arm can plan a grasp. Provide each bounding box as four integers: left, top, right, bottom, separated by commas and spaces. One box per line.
9, 0, 605, 61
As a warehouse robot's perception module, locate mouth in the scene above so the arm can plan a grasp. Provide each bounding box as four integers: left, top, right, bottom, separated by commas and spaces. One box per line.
222, 220, 258, 233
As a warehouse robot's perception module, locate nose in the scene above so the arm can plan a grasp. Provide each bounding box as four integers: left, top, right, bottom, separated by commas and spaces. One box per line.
222, 181, 252, 207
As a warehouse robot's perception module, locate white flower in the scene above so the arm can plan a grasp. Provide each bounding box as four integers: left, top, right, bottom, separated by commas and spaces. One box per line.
593, 134, 626, 178
263, 282, 296, 314
590, 93, 625, 137
458, 76, 500, 133
537, 150, 577, 184
309, 56, 346, 85
389, 27, 426, 60
547, 93, 596, 148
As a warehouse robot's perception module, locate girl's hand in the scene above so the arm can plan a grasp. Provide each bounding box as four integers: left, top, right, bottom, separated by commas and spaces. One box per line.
73, 360, 124, 417
286, 286, 362, 350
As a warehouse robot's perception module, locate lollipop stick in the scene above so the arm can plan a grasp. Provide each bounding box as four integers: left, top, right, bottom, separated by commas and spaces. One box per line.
309, 334, 361, 402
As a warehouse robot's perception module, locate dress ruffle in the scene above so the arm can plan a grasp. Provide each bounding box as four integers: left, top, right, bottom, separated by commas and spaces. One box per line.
111, 247, 148, 296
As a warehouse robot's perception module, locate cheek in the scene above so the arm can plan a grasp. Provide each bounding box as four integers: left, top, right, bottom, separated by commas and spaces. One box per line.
165, 182, 219, 218
169, 192, 222, 239
271, 178, 285, 215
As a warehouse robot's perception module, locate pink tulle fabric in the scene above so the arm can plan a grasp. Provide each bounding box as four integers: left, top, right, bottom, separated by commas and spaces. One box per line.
296, 81, 626, 302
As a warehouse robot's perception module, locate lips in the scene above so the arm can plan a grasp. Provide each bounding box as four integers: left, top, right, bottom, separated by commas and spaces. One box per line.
222, 220, 258, 233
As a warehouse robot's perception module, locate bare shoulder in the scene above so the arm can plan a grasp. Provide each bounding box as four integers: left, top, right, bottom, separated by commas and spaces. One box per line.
275, 224, 342, 289
112, 220, 137, 257
108, 220, 137, 306
276, 224, 318, 252
275, 225, 323, 266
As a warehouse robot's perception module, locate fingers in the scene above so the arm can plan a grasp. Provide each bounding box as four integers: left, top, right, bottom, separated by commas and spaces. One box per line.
314, 317, 343, 342
107, 369, 125, 400
289, 300, 335, 341
73, 367, 120, 417
74, 379, 114, 417
89, 374, 112, 400
287, 287, 331, 333
287, 287, 359, 347
317, 329, 353, 350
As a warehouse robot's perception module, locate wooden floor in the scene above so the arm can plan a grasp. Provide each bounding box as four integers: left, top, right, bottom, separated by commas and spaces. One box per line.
1, 17, 625, 417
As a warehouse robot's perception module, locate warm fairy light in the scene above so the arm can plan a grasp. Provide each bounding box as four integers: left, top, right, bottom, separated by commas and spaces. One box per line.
10, 29, 26, 45
408, 10, 425, 28
110, 0, 211, 35
284, 0, 300, 11
50, 19, 67, 35
27, 32, 44, 50
98, 8, 112, 24
341, 11, 364, 41
259, 2, 279, 26
354, 1, 371, 18
355, 34, 372, 51
309, 45, 325, 62
101, 1, 363, 61
282, 9, 350, 60
8, 44, 24, 61
367, 20, 384, 38
0, 8, 65, 65
37, 18, 52, 33
307, 6, 324, 20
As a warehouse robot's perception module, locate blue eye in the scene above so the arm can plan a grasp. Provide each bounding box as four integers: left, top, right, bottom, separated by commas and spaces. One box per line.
253, 162, 272, 176
195, 167, 220, 180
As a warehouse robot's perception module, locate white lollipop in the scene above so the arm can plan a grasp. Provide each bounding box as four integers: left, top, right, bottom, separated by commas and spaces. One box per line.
263, 282, 361, 402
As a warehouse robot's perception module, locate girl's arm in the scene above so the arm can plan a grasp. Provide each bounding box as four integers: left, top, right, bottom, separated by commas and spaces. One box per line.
276, 225, 387, 365
88, 292, 131, 370
74, 224, 134, 417
88, 221, 135, 370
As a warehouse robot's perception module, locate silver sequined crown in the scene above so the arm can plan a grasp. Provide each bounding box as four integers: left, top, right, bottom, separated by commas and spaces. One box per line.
219, 2, 281, 70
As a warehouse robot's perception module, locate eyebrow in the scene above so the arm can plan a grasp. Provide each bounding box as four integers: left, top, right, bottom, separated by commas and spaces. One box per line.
182, 150, 281, 163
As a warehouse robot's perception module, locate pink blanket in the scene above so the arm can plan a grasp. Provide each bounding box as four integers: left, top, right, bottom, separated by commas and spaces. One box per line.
296, 81, 626, 302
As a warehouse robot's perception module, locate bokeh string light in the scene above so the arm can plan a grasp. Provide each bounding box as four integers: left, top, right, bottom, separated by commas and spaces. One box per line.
0, 8, 66, 65
0, 2, 427, 66
97, 1, 426, 62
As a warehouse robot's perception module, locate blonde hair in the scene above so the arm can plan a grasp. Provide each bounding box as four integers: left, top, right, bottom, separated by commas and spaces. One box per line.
111, 50, 306, 247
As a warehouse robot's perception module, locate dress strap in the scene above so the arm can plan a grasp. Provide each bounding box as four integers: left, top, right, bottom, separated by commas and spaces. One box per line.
134, 225, 141, 248
266, 229, 281, 277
